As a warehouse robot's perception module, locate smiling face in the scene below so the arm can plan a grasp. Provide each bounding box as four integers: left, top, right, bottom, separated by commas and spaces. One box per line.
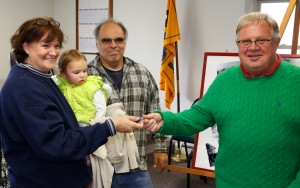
23, 33, 61, 73
237, 23, 280, 77
60, 59, 88, 85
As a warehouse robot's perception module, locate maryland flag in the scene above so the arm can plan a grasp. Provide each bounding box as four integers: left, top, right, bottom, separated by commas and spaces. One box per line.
160, 0, 180, 109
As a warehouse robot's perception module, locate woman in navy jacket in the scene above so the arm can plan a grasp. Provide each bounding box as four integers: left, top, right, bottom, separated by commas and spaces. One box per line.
0, 17, 142, 188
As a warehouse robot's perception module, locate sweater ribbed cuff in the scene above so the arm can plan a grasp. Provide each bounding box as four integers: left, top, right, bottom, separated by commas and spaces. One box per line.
105, 118, 116, 136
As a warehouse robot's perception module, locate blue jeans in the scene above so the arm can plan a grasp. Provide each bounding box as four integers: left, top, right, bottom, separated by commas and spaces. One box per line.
111, 170, 153, 188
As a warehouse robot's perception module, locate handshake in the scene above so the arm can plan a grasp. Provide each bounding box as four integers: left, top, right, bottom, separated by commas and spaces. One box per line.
112, 113, 163, 133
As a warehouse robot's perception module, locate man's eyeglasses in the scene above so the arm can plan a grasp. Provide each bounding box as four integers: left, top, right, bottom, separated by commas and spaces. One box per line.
236, 37, 275, 48
99, 37, 125, 45
34, 19, 60, 27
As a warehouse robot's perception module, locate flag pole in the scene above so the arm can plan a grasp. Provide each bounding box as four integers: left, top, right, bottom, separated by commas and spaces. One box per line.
175, 42, 180, 113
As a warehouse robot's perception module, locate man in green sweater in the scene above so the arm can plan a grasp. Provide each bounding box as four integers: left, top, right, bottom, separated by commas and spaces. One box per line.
143, 12, 300, 188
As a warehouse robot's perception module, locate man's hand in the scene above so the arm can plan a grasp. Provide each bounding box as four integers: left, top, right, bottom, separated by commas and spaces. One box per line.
113, 116, 143, 133
142, 113, 163, 133
153, 152, 168, 173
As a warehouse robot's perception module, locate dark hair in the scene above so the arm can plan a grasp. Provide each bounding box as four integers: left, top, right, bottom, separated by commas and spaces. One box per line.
10, 17, 64, 63
93, 18, 128, 40
58, 49, 87, 72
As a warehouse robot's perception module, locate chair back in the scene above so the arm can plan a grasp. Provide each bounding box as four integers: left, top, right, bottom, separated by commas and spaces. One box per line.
9, 52, 16, 68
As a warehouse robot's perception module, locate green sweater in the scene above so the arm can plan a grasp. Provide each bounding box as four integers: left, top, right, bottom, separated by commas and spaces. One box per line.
159, 61, 300, 187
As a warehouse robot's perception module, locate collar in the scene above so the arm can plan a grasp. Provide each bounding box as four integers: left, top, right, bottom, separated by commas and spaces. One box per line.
240, 54, 281, 78
97, 56, 125, 71
17, 62, 53, 78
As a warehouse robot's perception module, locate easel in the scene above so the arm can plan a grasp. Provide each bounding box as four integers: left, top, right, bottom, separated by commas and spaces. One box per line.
279, 0, 300, 54
166, 165, 215, 178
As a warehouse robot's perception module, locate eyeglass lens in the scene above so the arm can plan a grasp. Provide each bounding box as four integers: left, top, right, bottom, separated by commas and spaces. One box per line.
35, 20, 60, 27
237, 38, 274, 48
100, 37, 125, 45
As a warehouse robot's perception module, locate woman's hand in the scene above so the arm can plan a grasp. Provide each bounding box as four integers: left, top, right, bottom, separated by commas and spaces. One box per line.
113, 116, 143, 133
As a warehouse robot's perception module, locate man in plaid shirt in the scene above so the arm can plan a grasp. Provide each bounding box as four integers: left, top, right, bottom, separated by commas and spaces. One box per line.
88, 18, 168, 188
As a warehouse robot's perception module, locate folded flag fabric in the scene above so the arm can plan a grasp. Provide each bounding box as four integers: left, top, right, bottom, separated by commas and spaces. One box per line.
160, 0, 180, 109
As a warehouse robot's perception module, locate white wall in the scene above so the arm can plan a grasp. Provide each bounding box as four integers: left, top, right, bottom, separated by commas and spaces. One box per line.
0, 0, 54, 80
113, 0, 249, 111
1, 0, 252, 112
54, 0, 76, 52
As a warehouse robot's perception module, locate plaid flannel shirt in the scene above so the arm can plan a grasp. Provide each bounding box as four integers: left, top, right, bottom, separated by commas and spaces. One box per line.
88, 55, 167, 169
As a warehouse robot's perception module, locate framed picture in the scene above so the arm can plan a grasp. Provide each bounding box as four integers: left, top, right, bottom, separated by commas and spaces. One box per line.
191, 52, 300, 172
76, 0, 113, 54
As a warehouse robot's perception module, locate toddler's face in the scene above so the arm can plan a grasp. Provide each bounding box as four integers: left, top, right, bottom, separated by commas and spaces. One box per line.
62, 59, 88, 85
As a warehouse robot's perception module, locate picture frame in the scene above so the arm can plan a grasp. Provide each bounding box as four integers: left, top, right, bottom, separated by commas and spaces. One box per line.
191, 52, 300, 172
76, 0, 113, 54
